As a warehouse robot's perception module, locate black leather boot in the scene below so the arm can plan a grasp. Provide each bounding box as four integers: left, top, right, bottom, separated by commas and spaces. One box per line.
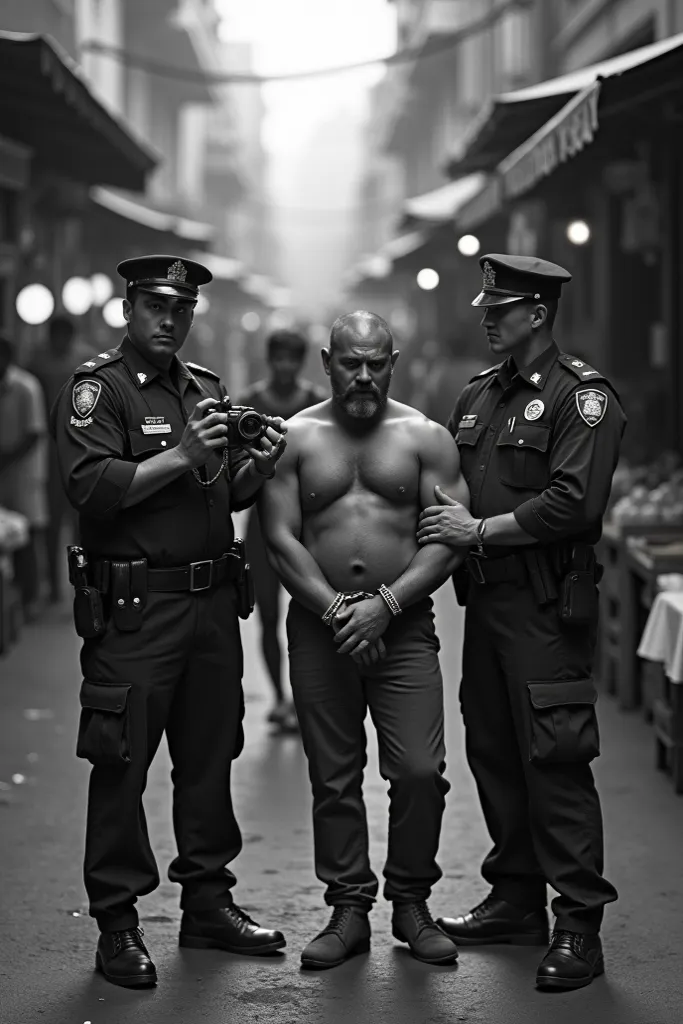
95, 927, 157, 988
301, 907, 371, 970
179, 905, 286, 955
437, 894, 549, 946
392, 901, 459, 965
536, 930, 604, 990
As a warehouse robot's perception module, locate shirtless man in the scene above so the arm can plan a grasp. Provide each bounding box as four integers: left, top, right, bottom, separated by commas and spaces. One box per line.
259, 311, 468, 970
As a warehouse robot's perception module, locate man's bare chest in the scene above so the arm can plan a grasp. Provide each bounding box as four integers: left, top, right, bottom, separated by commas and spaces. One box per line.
299, 435, 419, 511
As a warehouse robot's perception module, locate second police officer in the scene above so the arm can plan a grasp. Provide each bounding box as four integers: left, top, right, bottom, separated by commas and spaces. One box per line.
417, 255, 626, 991
52, 255, 288, 988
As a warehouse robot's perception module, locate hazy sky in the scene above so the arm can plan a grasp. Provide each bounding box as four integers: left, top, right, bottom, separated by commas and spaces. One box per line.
214, 0, 397, 317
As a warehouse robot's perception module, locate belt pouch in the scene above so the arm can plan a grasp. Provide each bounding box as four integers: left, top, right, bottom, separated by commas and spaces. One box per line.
73, 586, 106, 639
111, 561, 145, 632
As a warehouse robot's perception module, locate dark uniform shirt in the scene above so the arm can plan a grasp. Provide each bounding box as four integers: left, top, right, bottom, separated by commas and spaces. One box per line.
51, 337, 253, 566
446, 342, 627, 556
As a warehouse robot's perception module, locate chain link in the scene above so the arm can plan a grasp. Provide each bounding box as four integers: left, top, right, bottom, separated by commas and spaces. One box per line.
191, 445, 230, 488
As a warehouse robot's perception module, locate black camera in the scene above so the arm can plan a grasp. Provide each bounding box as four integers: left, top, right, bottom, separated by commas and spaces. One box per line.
206, 397, 267, 445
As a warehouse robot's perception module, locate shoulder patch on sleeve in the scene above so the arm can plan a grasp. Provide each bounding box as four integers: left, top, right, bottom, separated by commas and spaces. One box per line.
576, 389, 608, 427
185, 361, 220, 381
558, 353, 606, 383
74, 348, 123, 376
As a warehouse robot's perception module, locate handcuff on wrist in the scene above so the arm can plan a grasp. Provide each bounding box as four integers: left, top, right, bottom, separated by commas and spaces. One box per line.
472, 518, 488, 558
321, 590, 383, 627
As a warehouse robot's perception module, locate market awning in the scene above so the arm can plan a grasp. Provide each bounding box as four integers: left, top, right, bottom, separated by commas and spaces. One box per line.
403, 173, 487, 223
90, 186, 215, 244
447, 30, 683, 175
0, 32, 157, 190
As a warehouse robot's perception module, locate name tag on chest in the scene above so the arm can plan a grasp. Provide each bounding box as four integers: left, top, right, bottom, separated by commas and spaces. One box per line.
458, 415, 477, 429
141, 423, 172, 434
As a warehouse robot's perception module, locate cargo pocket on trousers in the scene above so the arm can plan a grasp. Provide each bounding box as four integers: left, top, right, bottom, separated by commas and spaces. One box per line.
76, 680, 132, 767
526, 679, 600, 765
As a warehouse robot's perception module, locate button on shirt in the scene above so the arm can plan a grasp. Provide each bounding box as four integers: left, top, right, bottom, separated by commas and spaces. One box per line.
51, 338, 252, 566
446, 342, 626, 555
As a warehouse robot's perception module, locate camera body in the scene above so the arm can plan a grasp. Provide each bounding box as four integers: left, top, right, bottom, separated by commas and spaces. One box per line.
206, 396, 267, 446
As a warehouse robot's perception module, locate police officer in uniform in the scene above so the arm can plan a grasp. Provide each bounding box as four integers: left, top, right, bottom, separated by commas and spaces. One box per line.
52, 255, 288, 988
238, 330, 326, 731
416, 255, 626, 991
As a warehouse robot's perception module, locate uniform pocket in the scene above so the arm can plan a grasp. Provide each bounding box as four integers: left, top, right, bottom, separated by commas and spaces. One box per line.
526, 679, 600, 765
76, 680, 132, 767
455, 422, 485, 476
497, 423, 550, 490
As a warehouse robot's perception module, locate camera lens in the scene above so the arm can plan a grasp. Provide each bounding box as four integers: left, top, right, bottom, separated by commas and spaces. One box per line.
238, 411, 265, 441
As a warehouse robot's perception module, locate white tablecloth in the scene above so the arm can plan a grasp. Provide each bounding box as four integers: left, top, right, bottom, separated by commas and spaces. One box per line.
637, 591, 683, 684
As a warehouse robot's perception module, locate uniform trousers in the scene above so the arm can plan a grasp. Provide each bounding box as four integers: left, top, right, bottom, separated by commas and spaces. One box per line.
460, 578, 618, 933
79, 583, 245, 933
287, 598, 450, 908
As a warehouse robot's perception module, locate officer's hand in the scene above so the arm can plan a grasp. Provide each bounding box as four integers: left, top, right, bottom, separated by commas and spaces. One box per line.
177, 397, 228, 468
417, 486, 478, 548
332, 597, 392, 657
244, 416, 288, 476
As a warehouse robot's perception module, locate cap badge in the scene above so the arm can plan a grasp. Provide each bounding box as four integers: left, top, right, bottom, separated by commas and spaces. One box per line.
530, 372, 542, 384
167, 260, 188, 283
524, 399, 544, 421
482, 261, 496, 288
72, 379, 102, 419
576, 389, 607, 427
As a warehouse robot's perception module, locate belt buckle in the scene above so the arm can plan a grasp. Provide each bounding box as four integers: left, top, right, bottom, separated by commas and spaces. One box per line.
189, 559, 213, 592
467, 555, 486, 585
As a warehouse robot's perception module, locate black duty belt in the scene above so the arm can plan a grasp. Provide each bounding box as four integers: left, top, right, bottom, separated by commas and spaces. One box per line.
94, 552, 241, 594
465, 553, 527, 586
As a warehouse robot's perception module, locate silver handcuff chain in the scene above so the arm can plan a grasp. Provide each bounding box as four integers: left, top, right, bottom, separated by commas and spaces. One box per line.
191, 445, 230, 488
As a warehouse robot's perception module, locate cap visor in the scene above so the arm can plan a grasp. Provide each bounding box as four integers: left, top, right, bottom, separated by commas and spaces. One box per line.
136, 284, 197, 300
471, 292, 526, 308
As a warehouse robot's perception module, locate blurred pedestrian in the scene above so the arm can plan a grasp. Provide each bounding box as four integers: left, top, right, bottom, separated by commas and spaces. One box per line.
51, 255, 288, 989
238, 329, 326, 732
417, 255, 626, 991
0, 334, 48, 618
29, 315, 85, 602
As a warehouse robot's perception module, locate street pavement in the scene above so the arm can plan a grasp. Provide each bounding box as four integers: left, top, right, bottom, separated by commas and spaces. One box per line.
1, 581, 683, 1024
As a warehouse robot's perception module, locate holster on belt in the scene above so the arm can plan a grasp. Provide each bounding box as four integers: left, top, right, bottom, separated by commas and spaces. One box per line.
522, 549, 558, 606
110, 559, 147, 631
232, 538, 255, 621
67, 546, 105, 639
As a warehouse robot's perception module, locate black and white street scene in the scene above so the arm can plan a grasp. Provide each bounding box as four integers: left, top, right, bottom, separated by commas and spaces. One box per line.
2, 2, 683, 1023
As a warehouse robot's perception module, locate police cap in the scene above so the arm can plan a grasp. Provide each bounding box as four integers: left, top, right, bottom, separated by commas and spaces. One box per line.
471, 254, 572, 308
117, 254, 212, 301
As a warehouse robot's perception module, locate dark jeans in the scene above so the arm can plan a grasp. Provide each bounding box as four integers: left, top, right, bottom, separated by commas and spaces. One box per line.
460, 580, 618, 934
79, 583, 245, 932
287, 598, 450, 908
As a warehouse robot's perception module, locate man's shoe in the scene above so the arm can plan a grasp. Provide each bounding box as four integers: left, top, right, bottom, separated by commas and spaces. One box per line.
95, 927, 157, 988
392, 901, 459, 965
536, 930, 604, 990
437, 894, 549, 946
179, 905, 286, 956
301, 906, 371, 970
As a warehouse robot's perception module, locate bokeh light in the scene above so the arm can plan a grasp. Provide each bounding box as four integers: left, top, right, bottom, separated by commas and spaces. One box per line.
15, 283, 55, 325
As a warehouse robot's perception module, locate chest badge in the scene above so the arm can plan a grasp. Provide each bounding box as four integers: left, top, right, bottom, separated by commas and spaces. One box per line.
576, 389, 607, 427
524, 399, 544, 421
72, 379, 102, 419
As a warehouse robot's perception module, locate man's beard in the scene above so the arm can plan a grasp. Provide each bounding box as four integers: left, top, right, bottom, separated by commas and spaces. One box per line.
331, 381, 387, 419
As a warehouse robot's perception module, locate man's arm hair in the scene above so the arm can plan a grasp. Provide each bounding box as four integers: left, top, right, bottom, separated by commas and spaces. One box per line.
258, 424, 339, 617
385, 420, 469, 609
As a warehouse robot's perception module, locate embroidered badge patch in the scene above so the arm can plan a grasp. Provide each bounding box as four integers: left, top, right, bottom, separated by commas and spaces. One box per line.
576, 389, 608, 427
72, 380, 102, 419
524, 399, 544, 421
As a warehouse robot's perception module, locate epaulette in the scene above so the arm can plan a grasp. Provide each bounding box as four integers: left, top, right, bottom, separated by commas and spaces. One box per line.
185, 361, 220, 381
74, 348, 123, 375
469, 362, 503, 383
558, 353, 607, 383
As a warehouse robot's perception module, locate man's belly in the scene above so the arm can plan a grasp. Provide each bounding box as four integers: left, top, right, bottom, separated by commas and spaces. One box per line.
303, 505, 419, 593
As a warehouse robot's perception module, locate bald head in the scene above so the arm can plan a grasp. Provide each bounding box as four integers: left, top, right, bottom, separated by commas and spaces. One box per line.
329, 310, 393, 354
